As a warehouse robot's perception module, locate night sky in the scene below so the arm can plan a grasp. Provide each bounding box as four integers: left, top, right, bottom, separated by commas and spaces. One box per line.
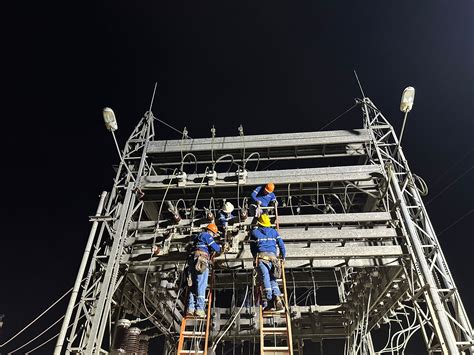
1, 1, 473, 353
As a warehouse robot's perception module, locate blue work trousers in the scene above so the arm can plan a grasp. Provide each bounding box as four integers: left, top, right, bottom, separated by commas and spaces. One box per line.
257, 260, 281, 301
187, 258, 209, 312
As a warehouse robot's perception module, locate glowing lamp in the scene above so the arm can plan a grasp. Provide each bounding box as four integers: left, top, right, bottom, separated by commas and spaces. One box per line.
103, 107, 118, 132
400, 87, 415, 113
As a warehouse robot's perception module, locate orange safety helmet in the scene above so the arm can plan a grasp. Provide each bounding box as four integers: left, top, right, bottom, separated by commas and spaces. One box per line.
206, 223, 218, 235
264, 182, 275, 193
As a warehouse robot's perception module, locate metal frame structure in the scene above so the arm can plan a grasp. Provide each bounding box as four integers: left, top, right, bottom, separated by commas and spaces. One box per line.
55, 98, 473, 354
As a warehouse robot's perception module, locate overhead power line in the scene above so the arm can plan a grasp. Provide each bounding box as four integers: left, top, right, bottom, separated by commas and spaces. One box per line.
0, 287, 72, 348
438, 209, 473, 237
426, 165, 473, 206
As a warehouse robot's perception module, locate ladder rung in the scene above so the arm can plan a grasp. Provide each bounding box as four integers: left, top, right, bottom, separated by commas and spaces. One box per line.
182, 331, 205, 337
262, 327, 287, 334
180, 351, 204, 354
185, 316, 206, 321
262, 311, 285, 317
263, 346, 289, 351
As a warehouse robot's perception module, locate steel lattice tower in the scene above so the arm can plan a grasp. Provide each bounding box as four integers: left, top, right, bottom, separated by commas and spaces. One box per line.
55, 97, 473, 354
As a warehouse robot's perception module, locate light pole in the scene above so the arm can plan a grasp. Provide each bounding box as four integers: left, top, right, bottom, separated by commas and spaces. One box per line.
398, 86, 415, 148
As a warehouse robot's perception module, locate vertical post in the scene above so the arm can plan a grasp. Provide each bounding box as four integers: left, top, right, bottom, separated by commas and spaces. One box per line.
389, 169, 459, 353
54, 191, 108, 355
85, 184, 134, 353
398, 111, 409, 149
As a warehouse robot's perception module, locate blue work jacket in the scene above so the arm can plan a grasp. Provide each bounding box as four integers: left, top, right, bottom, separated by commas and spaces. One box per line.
193, 232, 221, 255
218, 211, 234, 227
251, 186, 276, 207
250, 227, 286, 259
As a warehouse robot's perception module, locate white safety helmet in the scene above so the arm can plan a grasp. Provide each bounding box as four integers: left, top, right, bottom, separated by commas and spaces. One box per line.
222, 201, 234, 213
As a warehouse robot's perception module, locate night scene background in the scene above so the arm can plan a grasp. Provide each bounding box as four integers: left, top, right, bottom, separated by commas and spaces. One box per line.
0, 1, 472, 353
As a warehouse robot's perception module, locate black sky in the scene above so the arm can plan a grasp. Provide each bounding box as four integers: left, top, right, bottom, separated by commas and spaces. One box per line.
1, 1, 473, 353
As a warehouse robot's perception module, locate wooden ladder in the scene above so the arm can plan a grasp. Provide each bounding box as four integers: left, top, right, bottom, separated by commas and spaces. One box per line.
259, 261, 294, 355
177, 286, 213, 355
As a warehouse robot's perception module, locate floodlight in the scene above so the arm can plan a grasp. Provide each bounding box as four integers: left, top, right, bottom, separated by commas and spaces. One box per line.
103, 107, 118, 131
398, 86, 416, 148
400, 86, 415, 113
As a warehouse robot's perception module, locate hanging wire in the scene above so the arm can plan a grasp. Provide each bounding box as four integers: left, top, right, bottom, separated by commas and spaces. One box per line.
153, 117, 193, 139
140, 169, 178, 325
317, 102, 360, 131
426, 165, 473, 205
0, 286, 74, 348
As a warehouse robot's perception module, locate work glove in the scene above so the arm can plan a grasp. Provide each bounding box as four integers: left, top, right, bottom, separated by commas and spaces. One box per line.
222, 242, 230, 253
257, 200, 262, 206
273, 200, 279, 207
151, 245, 160, 256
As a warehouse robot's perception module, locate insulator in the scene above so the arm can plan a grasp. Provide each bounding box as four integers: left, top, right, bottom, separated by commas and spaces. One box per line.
124, 327, 141, 353
172, 212, 181, 223
240, 208, 248, 220
112, 319, 131, 352
206, 211, 214, 221
138, 335, 149, 355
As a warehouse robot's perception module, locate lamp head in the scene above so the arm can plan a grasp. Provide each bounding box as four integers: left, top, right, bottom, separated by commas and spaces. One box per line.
400, 87, 415, 113
102, 107, 118, 131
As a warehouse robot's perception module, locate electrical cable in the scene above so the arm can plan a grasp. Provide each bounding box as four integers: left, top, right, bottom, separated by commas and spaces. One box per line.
141, 169, 178, 326
17, 313, 86, 355
190, 167, 209, 226
426, 165, 473, 205
153, 117, 192, 139
438, 209, 473, 237
179, 152, 198, 174
430, 148, 474, 188
213, 154, 236, 173
0, 287, 73, 348
412, 174, 428, 197
6, 303, 78, 354
317, 102, 360, 131
244, 152, 261, 171
211, 286, 249, 353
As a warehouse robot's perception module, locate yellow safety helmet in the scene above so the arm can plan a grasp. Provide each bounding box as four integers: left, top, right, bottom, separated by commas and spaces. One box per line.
257, 214, 272, 227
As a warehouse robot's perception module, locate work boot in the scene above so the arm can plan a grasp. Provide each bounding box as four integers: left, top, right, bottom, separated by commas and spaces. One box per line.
195, 310, 206, 318
263, 299, 274, 312
186, 310, 195, 318
274, 295, 284, 311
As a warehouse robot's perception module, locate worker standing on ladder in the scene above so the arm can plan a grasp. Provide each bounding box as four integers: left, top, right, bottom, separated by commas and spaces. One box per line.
250, 214, 286, 311
187, 223, 227, 318
250, 182, 277, 217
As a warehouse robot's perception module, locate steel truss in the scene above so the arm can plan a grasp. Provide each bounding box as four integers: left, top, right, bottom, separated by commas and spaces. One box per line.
361, 98, 473, 354
54, 99, 472, 355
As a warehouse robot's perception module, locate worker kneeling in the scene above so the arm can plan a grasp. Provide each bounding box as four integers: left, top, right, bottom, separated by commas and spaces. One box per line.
250, 214, 286, 311
187, 223, 228, 318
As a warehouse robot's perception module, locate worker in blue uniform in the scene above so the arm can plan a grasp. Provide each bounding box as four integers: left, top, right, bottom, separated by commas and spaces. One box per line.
250, 182, 277, 216
217, 201, 235, 229
250, 214, 286, 311
187, 223, 228, 317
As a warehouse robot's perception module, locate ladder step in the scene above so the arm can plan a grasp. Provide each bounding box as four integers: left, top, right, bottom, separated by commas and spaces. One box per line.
262, 327, 287, 334
180, 351, 204, 354
263, 346, 290, 351
185, 316, 207, 321
182, 331, 205, 337
262, 311, 285, 317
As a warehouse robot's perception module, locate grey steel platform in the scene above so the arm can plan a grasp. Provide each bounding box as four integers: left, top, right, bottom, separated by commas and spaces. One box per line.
55, 98, 473, 355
